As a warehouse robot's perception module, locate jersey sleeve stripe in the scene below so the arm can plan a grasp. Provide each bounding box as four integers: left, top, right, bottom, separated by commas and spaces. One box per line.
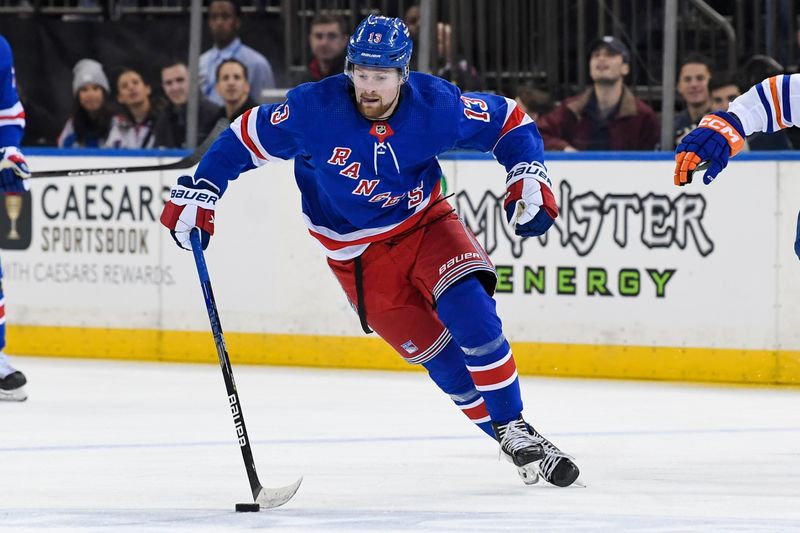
492, 97, 532, 152
0, 101, 25, 128
230, 107, 273, 167
782, 74, 792, 124
754, 82, 775, 133
768, 76, 786, 129
239, 107, 267, 161
240, 107, 267, 159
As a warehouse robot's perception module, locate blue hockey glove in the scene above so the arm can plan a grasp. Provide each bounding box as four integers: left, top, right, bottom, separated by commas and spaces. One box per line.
0, 147, 30, 193
504, 161, 559, 237
674, 111, 745, 186
160, 175, 219, 250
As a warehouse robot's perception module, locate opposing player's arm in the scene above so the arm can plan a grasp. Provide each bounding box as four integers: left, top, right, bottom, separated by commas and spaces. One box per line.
161, 96, 304, 250
674, 74, 798, 186
454, 93, 557, 238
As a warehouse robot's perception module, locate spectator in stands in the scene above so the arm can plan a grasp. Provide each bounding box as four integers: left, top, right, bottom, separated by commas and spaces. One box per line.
105, 67, 158, 149
294, 13, 348, 84
214, 59, 256, 122
708, 73, 741, 113
537, 36, 660, 151
709, 71, 792, 151
58, 59, 114, 148
153, 59, 220, 148
199, 0, 275, 106
674, 53, 713, 145
515, 86, 553, 122
404, 3, 480, 91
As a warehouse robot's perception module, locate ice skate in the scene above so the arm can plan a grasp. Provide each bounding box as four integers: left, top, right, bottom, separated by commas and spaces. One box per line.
0, 354, 27, 402
492, 416, 544, 485
524, 422, 581, 487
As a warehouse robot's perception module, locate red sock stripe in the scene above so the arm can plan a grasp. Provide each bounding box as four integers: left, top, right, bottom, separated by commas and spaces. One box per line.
460, 398, 489, 421
468, 352, 517, 389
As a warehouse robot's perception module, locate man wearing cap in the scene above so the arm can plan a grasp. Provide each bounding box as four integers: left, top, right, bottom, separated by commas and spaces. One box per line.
538, 35, 660, 151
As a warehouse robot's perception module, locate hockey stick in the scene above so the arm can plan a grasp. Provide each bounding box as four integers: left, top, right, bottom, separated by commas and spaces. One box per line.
29, 118, 230, 179
189, 229, 303, 509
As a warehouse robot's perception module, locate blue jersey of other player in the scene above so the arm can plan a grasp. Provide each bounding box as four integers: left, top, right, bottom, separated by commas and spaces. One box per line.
0, 35, 24, 147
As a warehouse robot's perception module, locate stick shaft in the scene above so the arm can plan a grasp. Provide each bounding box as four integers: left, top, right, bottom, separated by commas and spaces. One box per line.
189, 229, 264, 500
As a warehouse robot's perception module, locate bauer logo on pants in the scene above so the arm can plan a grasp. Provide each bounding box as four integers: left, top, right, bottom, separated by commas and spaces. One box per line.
0, 191, 32, 250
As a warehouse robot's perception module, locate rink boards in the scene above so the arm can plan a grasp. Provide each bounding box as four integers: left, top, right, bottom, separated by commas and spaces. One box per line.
4, 150, 800, 384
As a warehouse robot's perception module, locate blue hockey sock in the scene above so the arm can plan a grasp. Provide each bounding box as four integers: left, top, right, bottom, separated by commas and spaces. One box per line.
423, 339, 494, 437
436, 276, 522, 425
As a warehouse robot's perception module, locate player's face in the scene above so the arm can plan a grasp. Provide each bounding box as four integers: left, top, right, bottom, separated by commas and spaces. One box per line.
162, 64, 190, 106
216, 63, 250, 105
78, 84, 105, 113
309, 22, 347, 62
589, 47, 629, 85
116, 71, 151, 108
710, 84, 741, 112
352, 65, 402, 120
208, 1, 240, 46
677, 63, 711, 106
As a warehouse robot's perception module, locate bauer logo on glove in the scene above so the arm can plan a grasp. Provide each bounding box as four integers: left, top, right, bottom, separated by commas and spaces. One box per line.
503, 161, 558, 238
160, 175, 219, 251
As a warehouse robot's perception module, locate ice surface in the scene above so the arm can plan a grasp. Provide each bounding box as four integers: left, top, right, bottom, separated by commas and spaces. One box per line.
2, 356, 799, 532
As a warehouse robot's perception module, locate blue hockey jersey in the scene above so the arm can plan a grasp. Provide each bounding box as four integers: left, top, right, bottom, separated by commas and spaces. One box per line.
196, 72, 545, 259
0, 35, 24, 148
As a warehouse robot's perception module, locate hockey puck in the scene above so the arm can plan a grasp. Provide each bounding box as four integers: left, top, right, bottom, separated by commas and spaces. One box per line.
235, 503, 260, 512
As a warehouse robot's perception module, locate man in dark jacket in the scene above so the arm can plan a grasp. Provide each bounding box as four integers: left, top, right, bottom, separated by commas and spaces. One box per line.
154, 60, 220, 148
538, 36, 660, 151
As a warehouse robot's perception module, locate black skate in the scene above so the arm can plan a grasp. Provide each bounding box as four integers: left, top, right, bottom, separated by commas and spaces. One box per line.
492, 416, 545, 485
0, 370, 27, 402
525, 422, 581, 487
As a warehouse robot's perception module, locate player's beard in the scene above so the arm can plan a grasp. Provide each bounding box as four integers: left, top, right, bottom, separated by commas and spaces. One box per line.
357, 90, 400, 120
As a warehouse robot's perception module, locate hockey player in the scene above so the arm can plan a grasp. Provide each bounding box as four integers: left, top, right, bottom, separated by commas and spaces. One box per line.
161, 15, 580, 487
0, 35, 29, 401
673, 74, 800, 259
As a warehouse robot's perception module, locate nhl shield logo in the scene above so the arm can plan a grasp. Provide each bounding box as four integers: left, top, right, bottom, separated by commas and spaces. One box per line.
369, 121, 394, 143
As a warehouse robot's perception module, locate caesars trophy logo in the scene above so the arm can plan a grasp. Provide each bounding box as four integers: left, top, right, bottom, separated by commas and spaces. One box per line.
0, 191, 32, 249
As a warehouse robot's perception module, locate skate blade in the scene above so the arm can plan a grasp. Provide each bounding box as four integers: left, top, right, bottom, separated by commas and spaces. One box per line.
516, 464, 540, 485
0, 386, 27, 402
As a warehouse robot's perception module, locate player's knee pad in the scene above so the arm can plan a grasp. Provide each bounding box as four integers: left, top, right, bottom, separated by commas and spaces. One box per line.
437, 275, 505, 358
